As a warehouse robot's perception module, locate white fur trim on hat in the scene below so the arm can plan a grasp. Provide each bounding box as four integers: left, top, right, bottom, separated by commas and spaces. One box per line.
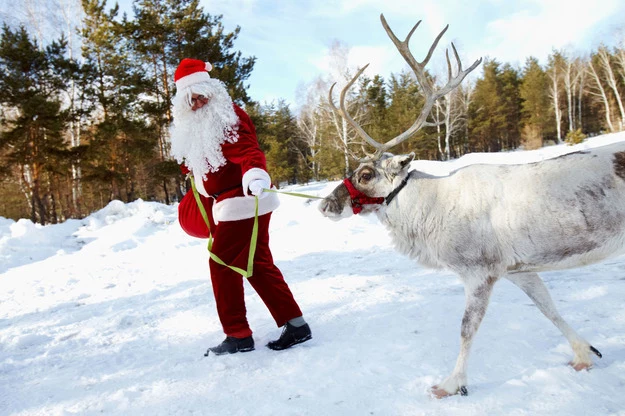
242, 168, 271, 196
212, 189, 280, 223
175, 71, 211, 91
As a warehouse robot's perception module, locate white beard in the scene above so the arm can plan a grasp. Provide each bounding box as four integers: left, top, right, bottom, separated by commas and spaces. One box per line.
170, 79, 240, 182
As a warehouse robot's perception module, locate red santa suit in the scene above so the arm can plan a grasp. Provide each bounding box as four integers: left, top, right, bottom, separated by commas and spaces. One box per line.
177, 104, 303, 339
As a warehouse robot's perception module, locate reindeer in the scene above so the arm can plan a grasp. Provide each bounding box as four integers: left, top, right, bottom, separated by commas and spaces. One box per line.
319, 14, 624, 398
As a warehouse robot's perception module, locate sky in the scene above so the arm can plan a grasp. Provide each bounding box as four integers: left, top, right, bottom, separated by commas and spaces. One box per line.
2, 132, 625, 415
119, 0, 625, 110
2, 0, 623, 110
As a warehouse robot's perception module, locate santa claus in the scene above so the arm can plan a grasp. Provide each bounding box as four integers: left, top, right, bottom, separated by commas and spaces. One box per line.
171, 58, 311, 355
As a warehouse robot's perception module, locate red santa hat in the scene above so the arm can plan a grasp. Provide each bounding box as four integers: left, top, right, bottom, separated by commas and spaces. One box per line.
174, 58, 213, 91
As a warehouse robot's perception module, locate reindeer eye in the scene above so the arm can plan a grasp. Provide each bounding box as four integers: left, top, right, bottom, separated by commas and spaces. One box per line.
360, 171, 373, 182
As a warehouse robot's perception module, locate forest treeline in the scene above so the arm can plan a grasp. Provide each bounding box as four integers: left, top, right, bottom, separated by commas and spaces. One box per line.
1, 0, 624, 223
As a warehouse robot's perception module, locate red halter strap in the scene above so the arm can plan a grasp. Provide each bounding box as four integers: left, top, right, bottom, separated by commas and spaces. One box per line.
343, 178, 385, 215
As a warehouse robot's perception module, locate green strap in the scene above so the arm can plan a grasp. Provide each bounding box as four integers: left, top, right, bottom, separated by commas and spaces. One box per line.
190, 176, 259, 279
262, 188, 325, 200
188, 178, 320, 278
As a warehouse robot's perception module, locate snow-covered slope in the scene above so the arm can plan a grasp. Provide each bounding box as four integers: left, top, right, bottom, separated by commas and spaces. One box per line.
2, 134, 625, 415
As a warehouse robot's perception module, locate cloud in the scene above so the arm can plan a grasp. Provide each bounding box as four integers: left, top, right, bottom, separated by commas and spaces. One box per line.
479, 0, 623, 65
311, 41, 409, 84
349, 45, 406, 78
163, 0, 625, 106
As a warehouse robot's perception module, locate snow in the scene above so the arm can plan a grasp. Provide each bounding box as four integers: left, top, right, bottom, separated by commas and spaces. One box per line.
2, 134, 625, 416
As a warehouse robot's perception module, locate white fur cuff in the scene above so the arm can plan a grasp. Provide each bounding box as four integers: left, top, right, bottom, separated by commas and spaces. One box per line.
242, 168, 271, 196
212, 189, 280, 222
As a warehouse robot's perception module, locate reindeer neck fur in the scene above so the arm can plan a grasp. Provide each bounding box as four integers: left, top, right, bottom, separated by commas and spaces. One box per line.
376, 171, 477, 272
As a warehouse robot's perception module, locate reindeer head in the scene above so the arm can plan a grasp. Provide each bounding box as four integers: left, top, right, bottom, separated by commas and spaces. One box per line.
319, 14, 480, 220
319, 153, 415, 219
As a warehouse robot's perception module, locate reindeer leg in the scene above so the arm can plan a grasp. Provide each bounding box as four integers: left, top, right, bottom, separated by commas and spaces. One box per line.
431, 275, 497, 399
505, 272, 602, 371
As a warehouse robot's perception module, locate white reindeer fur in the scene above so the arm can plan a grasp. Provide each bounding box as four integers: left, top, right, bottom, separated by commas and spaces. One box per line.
319, 140, 625, 397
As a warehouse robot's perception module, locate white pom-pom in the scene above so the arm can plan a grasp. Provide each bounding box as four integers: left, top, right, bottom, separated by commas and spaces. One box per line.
205, 62, 213, 72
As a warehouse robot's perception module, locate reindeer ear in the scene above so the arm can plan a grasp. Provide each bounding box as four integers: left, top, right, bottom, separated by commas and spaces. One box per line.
383, 153, 415, 176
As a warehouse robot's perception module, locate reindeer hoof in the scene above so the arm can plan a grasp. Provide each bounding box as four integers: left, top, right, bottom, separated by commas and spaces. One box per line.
590, 345, 602, 358
430, 385, 467, 399
568, 361, 592, 371
430, 386, 452, 399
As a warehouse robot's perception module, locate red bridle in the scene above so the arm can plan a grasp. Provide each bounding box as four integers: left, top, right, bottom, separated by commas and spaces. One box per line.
342, 178, 385, 215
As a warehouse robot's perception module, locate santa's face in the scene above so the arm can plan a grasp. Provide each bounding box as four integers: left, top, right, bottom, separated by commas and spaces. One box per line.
170, 80, 240, 178
191, 94, 209, 111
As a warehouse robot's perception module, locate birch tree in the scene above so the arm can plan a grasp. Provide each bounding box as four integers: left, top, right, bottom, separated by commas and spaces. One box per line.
296, 106, 320, 181
455, 82, 474, 155
296, 78, 328, 181
326, 85, 366, 177
588, 58, 616, 132
322, 40, 367, 176
520, 57, 551, 147
57, 0, 85, 216
563, 56, 586, 132
577, 58, 587, 131
596, 46, 625, 130
432, 85, 464, 160
547, 50, 566, 143
615, 42, 625, 85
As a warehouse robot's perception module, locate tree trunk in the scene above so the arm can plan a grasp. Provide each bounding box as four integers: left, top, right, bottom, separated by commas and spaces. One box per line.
435, 103, 444, 160
157, 56, 172, 204
597, 48, 625, 131
444, 93, 452, 160
342, 118, 350, 177
60, 0, 82, 218
565, 61, 575, 132
31, 173, 46, 225
588, 61, 615, 132
550, 69, 563, 142
578, 70, 585, 131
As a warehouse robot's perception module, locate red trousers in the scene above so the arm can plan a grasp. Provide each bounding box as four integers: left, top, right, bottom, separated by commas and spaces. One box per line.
209, 212, 303, 338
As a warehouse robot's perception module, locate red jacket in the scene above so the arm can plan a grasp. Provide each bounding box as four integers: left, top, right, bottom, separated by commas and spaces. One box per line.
178, 104, 280, 238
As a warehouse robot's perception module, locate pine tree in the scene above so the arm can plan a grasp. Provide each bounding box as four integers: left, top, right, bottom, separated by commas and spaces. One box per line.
0, 25, 73, 224
547, 50, 567, 143
252, 101, 301, 186
499, 64, 522, 150
386, 71, 432, 158
360, 74, 389, 142
468, 59, 508, 152
126, 0, 256, 200
520, 56, 552, 148
80, 0, 155, 204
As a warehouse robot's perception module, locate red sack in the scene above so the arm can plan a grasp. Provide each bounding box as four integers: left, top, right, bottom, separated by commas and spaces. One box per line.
178, 191, 213, 239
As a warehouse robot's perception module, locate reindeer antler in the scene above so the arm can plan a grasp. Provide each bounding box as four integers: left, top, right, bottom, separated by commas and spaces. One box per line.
329, 14, 482, 161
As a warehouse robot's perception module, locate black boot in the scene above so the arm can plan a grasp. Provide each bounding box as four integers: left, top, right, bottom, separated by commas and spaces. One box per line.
205, 336, 255, 356
267, 323, 312, 351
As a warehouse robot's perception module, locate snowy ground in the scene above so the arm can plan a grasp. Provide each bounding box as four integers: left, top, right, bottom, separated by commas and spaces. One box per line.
2, 134, 625, 416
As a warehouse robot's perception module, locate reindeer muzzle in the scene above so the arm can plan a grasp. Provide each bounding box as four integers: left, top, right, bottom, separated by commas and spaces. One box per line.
342, 178, 385, 215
